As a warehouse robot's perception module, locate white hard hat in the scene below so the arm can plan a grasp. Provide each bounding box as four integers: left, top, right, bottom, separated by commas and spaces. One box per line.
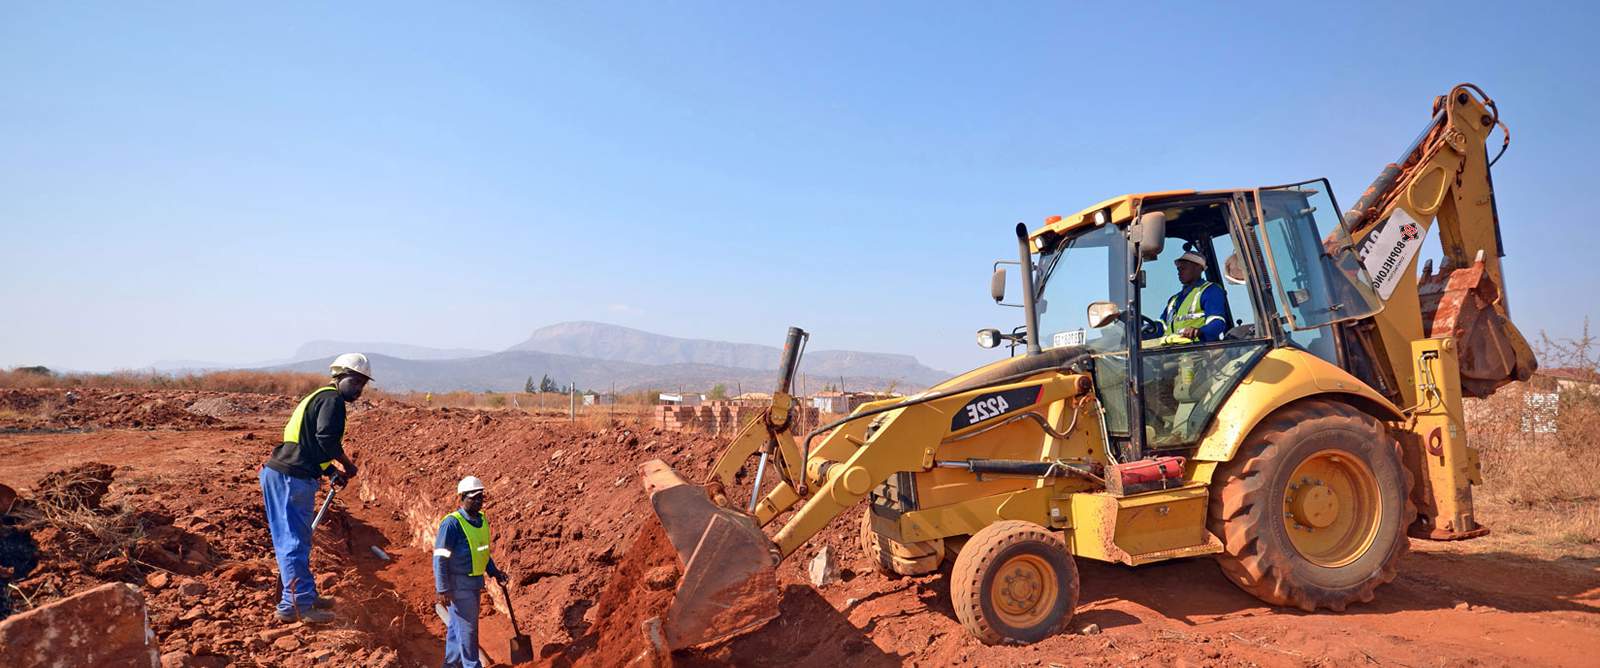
1176, 251, 1207, 269
330, 353, 374, 381
457, 476, 485, 496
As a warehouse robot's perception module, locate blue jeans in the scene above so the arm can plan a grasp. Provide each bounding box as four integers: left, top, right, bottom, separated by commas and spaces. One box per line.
443, 589, 482, 668
259, 466, 320, 617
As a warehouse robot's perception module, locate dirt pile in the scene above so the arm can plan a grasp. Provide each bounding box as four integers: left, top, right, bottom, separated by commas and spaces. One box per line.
5, 451, 434, 667
345, 405, 732, 661
583, 521, 678, 667
0, 389, 266, 431
2, 388, 1596, 667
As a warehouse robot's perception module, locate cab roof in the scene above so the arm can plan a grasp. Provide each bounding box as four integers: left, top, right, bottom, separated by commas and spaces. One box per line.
1029, 188, 1245, 244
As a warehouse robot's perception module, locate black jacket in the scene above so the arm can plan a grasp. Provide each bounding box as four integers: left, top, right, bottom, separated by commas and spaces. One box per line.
264, 387, 346, 479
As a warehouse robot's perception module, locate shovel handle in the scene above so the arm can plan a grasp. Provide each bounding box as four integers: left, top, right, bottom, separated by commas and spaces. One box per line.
498, 578, 525, 634
310, 480, 340, 531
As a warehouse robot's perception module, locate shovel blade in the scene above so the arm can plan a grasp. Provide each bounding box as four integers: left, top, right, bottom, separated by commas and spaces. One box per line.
508, 634, 535, 664
640, 459, 780, 650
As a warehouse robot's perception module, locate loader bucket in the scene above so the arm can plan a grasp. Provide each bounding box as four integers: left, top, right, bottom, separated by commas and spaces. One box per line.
640, 459, 780, 650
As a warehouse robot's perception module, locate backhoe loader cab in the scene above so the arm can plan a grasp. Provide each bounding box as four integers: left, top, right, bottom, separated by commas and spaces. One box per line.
1023, 182, 1386, 459
640, 84, 1524, 651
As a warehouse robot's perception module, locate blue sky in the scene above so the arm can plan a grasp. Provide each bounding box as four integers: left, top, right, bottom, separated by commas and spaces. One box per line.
1, 1, 1594, 373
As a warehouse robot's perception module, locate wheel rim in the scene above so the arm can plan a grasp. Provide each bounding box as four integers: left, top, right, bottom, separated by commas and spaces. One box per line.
1282, 449, 1383, 568
989, 553, 1057, 628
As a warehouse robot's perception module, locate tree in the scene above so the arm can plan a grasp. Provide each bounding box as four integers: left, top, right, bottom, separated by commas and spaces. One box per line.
708, 383, 728, 401
525, 376, 536, 394
540, 374, 558, 393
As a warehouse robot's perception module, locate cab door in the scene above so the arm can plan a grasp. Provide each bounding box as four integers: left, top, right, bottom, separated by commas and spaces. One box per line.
1133, 198, 1273, 450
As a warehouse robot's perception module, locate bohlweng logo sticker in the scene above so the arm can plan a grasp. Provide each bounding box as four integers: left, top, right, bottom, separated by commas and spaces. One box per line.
1357, 208, 1431, 299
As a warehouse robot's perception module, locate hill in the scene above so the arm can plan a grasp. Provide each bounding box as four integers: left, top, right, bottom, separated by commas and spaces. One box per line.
507, 321, 950, 387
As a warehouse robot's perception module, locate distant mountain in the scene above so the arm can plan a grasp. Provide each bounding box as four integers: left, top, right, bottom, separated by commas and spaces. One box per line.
265, 351, 930, 394
150, 357, 291, 373
292, 340, 492, 362
150, 340, 491, 373
508, 322, 950, 387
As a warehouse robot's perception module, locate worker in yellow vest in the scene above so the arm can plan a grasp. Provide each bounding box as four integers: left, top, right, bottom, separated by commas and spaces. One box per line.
434, 476, 509, 668
1145, 251, 1228, 347
259, 353, 371, 624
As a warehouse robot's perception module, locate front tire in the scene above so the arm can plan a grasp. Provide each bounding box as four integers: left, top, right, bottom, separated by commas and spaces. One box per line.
951, 520, 1078, 644
858, 508, 942, 576
1208, 399, 1415, 611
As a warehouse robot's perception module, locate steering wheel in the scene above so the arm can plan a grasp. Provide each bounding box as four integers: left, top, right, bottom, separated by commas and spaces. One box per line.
1139, 315, 1162, 339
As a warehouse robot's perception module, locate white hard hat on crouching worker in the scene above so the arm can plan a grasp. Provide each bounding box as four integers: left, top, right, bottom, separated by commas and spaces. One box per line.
330, 352, 374, 381
1176, 251, 1207, 269
457, 476, 486, 496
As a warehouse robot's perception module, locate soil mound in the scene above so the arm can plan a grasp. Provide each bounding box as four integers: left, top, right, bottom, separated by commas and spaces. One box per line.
582, 521, 679, 666
35, 462, 115, 510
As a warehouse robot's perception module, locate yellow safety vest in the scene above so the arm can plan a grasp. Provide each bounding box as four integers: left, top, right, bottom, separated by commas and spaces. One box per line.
447, 510, 492, 577
1154, 282, 1224, 346
281, 386, 340, 471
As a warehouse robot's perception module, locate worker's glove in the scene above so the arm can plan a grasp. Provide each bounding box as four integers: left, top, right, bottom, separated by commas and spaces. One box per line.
494, 572, 509, 587
329, 473, 348, 488
435, 591, 452, 608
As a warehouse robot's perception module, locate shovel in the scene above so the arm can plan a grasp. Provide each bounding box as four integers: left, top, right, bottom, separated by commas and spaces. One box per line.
497, 579, 536, 664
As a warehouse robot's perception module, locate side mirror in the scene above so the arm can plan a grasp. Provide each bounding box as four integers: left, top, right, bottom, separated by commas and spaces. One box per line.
1087, 301, 1122, 328
1136, 211, 1166, 261
990, 267, 1007, 303
1224, 253, 1247, 285
976, 328, 1002, 349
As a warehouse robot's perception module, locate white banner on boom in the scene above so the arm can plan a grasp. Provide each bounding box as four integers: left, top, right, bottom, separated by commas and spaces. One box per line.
1356, 208, 1430, 300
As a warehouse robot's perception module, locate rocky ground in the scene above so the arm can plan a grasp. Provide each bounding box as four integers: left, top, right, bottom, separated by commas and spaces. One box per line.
0, 387, 1595, 667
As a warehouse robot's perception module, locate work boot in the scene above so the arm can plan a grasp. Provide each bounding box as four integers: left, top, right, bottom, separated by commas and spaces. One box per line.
275, 608, 335, 625
313, 596, 335, 610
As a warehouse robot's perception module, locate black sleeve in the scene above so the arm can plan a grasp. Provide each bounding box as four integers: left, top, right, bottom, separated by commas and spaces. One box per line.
313, 393, 347, 465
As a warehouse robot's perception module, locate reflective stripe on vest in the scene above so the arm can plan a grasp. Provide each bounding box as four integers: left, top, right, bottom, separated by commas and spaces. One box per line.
1164, 282, 1225, 334
281, 386, 339, 470
448, 510, 491, 577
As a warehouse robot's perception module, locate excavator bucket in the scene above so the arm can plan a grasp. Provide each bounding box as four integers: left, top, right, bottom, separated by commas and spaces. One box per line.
640, 459, 780, 650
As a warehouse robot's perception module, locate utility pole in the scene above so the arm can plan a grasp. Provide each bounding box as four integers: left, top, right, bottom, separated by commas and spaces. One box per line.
569, 386, 576, 421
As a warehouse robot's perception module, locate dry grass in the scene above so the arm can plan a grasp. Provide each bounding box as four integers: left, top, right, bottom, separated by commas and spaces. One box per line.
0, 368, 328, 396
1463, 324, 1600, 554
17, 464, 144, 567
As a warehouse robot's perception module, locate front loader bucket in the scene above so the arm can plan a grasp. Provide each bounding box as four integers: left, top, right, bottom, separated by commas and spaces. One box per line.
640, 459, 780, 650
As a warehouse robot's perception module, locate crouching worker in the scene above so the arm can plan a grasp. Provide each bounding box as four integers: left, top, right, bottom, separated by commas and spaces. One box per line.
435, 476, 508, 668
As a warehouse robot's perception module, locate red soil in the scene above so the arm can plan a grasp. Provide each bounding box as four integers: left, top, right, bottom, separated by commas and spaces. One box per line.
0, 388, 1594, 667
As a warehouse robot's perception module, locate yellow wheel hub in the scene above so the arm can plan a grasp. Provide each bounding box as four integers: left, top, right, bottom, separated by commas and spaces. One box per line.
990, 554, 1057, 628
1282, 450, 1382, 568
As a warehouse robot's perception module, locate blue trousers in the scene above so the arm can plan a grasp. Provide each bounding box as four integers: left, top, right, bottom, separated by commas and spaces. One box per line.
443, 589, 482, 668
259, 466, 320, 616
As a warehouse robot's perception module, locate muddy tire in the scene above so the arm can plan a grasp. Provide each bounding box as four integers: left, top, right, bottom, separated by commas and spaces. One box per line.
951, 520, 1078, 645
1208, 399, 1416, 612
858, 508, 942, 576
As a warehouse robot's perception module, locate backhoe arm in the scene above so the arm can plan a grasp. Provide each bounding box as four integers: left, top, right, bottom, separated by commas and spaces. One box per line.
1341, 83, 1533, 540
1344, 82, 1536, 401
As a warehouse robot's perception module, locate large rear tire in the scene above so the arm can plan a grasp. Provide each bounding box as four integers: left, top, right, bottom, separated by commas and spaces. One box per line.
858, 508, 942, 576
1208, 399, 1415, 611
951, 520, 1078, 645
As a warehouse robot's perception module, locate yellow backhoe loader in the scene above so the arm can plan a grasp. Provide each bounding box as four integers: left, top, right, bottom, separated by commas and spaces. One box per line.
640, 82, 1533, 649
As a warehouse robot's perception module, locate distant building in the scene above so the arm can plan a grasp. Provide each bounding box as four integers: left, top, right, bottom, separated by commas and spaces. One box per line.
1536, 367, 1600, 396
811, 390, 889, 414
659, 392, 705, 407
1521, 368, 1600, 434
583, 392, 616, 406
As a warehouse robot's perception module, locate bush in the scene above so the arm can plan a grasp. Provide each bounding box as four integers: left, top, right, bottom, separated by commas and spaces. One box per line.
0, 369, 327, 396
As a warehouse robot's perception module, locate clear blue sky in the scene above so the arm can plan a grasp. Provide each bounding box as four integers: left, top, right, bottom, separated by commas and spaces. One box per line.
2, 1, 1594, 373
